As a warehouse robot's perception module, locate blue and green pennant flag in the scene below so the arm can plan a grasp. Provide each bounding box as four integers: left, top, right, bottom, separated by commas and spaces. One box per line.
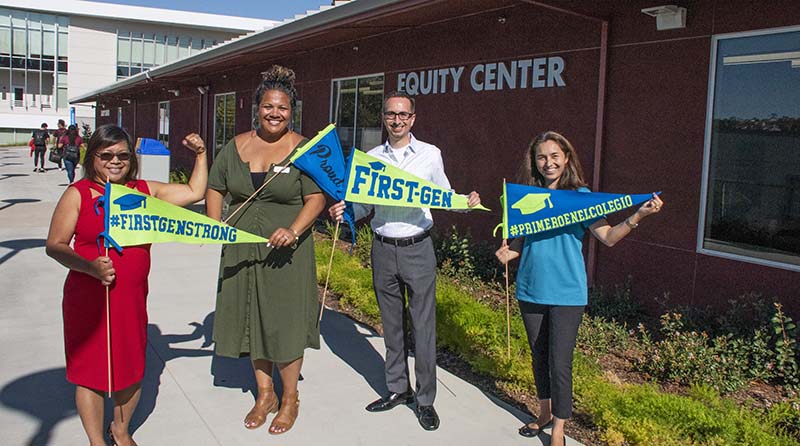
493, 181, 657, 239
288, 124, 356, 238
345, 149, 490, 211
97, 182, 268, 253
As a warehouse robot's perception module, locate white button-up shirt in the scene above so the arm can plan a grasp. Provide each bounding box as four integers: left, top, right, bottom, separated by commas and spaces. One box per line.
353, 134, 452, 238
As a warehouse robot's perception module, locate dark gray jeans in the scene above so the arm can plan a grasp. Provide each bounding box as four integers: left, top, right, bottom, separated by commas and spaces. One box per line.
371, 236, 437, 406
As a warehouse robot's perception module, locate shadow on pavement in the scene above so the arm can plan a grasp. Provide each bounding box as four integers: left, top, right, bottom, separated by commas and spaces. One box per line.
0, 323, 221, 445
0, 238, 46, 266
0, 198, 41, 212
321, 310, 388, 398
0, 174, 29, 181
0, 368, 76, 446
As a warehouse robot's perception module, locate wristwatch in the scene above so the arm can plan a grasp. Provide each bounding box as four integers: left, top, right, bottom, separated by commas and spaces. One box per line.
624, 217, 638, 229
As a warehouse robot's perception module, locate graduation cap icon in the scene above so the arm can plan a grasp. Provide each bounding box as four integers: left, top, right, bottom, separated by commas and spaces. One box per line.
114, 193, 147, 211
511, 193, 553, 215
369, 161, 386, 172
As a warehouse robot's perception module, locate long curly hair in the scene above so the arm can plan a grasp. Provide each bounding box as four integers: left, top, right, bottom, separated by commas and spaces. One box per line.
254, 65, 297, 108
517, 131, 587, 190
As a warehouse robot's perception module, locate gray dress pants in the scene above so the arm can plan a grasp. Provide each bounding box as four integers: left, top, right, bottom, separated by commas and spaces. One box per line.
371, 236, 437, 406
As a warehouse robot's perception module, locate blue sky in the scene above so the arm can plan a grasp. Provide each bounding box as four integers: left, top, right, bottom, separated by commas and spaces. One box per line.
93, 0, 331, 21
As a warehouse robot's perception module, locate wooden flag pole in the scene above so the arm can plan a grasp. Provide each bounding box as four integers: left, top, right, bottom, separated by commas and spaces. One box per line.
105, 245, 113, 398
223, 159, 291, 225
505, 250, 511, 360
318, 220, 340, 323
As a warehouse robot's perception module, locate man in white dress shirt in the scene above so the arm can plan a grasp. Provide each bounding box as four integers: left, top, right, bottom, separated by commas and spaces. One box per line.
329, 91, 480, 431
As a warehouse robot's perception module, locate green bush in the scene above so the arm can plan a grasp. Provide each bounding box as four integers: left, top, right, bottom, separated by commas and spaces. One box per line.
169, 168, 190, 184
315, 233, 800, 446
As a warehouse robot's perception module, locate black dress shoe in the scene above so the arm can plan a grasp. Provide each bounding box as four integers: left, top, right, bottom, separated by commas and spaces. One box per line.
416, 405, 440, 431
365, 390, 414, 412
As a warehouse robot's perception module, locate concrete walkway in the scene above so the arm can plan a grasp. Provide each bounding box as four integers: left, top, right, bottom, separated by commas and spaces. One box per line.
0, 145, 582, 446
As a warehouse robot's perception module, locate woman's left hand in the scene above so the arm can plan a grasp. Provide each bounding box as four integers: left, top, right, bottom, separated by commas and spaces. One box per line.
268, 227, 299, 248
636, 193, 664, 218
182, 133, 206, 155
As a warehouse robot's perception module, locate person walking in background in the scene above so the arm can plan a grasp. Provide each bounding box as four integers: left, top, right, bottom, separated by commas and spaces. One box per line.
31, 123, 49, 173
495, 131, 663, 446
57, 124, 82, 184
205, 65, 325, 435
329, 91, 481, 431
52, 119, 67, 171
45, 124, 208, 446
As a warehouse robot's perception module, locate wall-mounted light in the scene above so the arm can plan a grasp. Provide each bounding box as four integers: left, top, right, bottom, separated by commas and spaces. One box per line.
168, 89, 180, 97
352, 45, 359, 52
196, 85, 209, 95
123, 99, 132, 104
497, 16, 506, 24
641, 5, 687, 30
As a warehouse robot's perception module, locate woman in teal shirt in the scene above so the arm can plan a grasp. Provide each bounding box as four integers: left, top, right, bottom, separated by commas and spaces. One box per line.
496, 131, 663, 446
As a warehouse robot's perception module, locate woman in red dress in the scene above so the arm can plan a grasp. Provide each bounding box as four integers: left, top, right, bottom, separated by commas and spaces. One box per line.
46, 124, 207, 446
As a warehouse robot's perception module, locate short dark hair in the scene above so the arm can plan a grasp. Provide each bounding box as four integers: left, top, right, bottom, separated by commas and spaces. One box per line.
41, 123, 48, 128
384, 91, 415, 113
254, 65, 297, 108
58, 119, 66, 126
82, 124, 138, 183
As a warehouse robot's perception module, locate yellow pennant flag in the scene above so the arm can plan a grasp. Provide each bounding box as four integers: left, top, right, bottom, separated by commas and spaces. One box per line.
100, 183, 268, 251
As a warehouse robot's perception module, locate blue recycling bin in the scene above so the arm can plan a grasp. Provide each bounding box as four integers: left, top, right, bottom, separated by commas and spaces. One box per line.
136, 138, 170, 183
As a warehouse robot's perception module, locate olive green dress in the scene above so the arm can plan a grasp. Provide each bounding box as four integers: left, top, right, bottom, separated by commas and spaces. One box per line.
208, 138, 321, 362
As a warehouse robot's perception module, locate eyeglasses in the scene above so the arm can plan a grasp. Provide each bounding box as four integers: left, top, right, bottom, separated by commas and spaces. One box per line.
383, 111, 414, 121
96, 151, 132, 161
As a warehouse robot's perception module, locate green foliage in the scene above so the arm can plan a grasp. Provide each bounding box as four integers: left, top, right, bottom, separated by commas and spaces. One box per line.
588, 278, 643, 325
351, 225, 373, 267
433, 225, 503, 283
772, 303, 800, 389
315, 233, 800, 446
578, 314, 633, 356
635, 299, 800, 394
169, 168, 190, 184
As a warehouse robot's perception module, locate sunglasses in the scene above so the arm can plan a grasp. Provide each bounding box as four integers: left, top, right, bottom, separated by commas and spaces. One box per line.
96, 151, 132, 161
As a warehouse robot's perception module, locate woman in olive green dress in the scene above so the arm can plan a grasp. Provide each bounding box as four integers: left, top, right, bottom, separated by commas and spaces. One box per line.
205, 65, 325, 435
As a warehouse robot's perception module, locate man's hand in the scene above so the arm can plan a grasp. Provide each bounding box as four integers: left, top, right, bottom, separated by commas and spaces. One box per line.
328, 200, 345, 222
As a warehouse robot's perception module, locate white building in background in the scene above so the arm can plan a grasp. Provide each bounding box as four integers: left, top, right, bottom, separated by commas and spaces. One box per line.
0, 0, 275, 144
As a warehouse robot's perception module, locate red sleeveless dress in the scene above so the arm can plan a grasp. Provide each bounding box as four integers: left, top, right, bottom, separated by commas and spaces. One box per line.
62, 179, 151, 392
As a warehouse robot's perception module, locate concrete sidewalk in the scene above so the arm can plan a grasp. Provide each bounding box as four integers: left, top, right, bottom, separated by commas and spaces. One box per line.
0, 145, 581, 445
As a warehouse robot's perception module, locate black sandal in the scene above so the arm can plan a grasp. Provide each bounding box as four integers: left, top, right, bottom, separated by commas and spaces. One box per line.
518, 418, 553, 437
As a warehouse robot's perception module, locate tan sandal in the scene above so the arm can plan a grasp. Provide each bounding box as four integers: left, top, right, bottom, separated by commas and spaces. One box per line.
244, 386, 279, 430
268, 391, 299, 435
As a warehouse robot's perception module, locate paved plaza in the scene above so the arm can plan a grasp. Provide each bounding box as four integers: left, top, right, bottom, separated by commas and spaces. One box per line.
0, 145, 580, 445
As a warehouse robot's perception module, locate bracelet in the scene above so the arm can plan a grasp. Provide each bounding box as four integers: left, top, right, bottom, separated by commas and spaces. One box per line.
624, 217, 638, 229
196, 146, 206, 155
290, 228, 299, 241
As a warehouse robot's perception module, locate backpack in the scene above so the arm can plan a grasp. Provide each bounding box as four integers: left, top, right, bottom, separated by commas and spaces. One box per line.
32, 129, 47, 146
64, 143, 80, 163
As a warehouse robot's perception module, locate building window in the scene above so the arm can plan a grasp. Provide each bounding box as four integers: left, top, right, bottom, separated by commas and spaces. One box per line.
117, 31, 220, 80
158, 101, 169, 145
330, 74, 384, 152
214, 92, 235, 155
700, 28, 800, 269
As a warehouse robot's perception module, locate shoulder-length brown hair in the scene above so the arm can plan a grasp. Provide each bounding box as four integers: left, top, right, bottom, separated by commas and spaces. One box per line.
516, 131, 587, 190
82, 124, 138, 183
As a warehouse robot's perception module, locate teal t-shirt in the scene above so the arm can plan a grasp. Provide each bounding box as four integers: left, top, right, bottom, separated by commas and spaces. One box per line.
515, 187, 599, 306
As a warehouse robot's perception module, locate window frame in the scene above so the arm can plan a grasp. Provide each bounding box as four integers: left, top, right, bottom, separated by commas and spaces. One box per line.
157, 101, 169, 145
329, 72, 384, 152
213, 91, 236, 155
697, 24, 800, 272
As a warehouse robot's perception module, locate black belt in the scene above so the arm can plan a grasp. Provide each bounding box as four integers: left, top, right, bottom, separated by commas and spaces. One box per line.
373, 230, 430, 247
